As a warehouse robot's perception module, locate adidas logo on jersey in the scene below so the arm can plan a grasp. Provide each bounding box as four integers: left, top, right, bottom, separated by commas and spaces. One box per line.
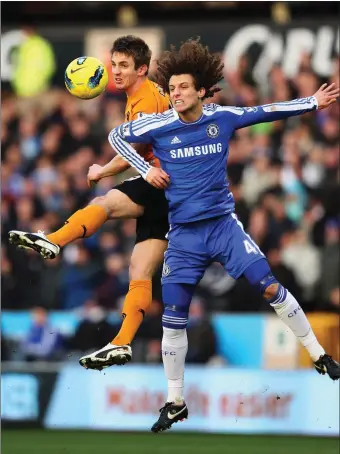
171, 136, 181, 144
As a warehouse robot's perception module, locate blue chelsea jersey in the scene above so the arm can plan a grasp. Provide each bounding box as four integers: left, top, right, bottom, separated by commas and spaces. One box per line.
109, 98, 318, 224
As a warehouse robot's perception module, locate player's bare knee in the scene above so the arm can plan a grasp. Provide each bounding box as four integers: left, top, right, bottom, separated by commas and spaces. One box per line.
129, 261, 153, 281
89, 191, 124, 219
263, 283, 279, 300
89, 195, 106, 206
106, 189, 144, 219
89, 195, 110, 215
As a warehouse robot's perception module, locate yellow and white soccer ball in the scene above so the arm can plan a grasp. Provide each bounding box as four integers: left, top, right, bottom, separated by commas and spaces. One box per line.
64, 56, 109, 99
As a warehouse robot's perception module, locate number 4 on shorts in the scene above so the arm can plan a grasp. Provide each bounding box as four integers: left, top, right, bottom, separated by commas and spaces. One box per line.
244, 240, 258, 254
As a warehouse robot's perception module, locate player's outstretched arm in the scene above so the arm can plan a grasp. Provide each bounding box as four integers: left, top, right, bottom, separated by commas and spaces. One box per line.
234, 83, 339, 130
87, 155, 131, 187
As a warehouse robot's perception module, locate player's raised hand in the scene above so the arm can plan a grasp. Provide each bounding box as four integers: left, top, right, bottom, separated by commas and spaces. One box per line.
87, 164, 104, 187
314, 83, 339, 110
146, 167, 170, 189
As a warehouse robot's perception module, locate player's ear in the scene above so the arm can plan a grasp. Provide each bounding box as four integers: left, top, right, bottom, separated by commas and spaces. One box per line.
198, 88, 205, 99
137, 64, 148, 76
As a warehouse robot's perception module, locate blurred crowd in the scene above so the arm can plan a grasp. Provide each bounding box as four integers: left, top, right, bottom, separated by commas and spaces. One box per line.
1, 50, 339, 363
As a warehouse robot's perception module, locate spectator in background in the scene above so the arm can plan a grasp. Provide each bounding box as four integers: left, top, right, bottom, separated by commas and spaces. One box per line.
97, 230, 122, 257
327, 288, 340, 314
241, 149, 278, 207
39, 125, 64, 164
280, 130, 308, 224
21, 306, 64, 361
229, 182, 250, 229
62, 114, 99, 156
247, 207, 277, 255
269, 65, 290, 102
135, 299, 163, 363
262, 190, 296, 240
6, 243, 44, 310
3, 145, 26, 199
36, 255, 63, 310
12, 26, 56, 98
96, 252, 129, 309
11, 196, 38, 232
18, 117, 40, 167
60, 244, 102, 309
280, 229, 321, 304
1, 246, 19, 309
120, 219, 137, 254
186, 298, 220, 364
266, 247, 302, 305
320, 218, 340, 311
67, 300, 114, 354
302, 145, 325, 190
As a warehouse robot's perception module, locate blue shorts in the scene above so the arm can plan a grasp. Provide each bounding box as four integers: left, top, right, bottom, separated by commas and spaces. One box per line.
162, 213, 265, 285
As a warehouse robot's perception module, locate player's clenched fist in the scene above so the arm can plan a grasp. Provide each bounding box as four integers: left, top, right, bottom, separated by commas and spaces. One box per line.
145, 167, 170, 189
314, 83, 339, 110
87, 164, 104, 187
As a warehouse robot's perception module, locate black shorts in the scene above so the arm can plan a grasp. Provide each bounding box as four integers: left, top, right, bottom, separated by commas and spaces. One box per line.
114, 176, 169, 244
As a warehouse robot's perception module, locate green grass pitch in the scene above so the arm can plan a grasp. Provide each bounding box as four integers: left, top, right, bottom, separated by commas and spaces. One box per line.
2, 430, 339, 454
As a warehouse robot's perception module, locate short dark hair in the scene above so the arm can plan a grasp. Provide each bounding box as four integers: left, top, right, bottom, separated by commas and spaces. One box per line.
155, 37, 224, 100
111, 35, 152, 75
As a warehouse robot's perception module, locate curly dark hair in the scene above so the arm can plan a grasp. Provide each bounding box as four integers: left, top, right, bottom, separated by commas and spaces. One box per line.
111, 35, 152, 74
155, 37, 224, 100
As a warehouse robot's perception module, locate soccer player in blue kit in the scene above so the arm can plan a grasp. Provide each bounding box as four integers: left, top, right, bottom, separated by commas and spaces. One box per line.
108, 38, 340, 432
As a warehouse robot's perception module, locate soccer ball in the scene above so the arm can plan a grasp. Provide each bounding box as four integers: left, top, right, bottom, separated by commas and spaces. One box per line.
64, 56, 109, 99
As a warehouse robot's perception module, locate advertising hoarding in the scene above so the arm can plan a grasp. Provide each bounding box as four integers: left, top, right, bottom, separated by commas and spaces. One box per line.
44, 365, 339, 436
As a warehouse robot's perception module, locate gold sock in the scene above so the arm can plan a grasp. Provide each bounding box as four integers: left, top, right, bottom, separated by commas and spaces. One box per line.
112, 280, 152, 345
47, 205, 108, 247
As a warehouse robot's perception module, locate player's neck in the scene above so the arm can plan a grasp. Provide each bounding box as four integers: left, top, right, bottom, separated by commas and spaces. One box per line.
178, 105, 203, 123
125, 76, 147, 98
